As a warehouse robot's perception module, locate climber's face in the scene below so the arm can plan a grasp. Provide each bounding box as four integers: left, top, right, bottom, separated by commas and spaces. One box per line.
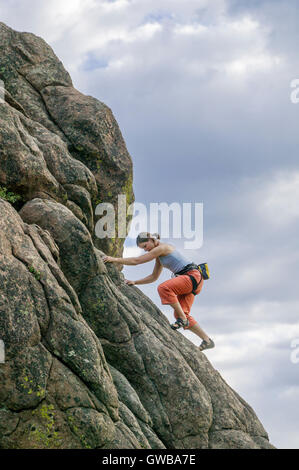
139, 239, 155, 252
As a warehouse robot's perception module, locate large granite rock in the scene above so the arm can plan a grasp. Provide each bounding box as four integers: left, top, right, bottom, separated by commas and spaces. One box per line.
0, 21, 134, 258
0, 22, 275, 449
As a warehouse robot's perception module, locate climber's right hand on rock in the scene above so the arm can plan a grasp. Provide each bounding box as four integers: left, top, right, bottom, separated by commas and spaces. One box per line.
125, 279, 135, 285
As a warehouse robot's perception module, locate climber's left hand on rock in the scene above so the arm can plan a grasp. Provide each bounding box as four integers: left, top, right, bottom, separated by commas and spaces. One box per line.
103, 255, 115, 263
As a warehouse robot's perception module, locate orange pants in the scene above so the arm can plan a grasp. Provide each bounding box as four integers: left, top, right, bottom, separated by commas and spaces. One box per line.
157, 269, 203, 329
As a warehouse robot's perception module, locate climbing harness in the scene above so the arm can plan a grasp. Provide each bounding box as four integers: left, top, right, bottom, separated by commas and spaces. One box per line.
174, 262, 210, 296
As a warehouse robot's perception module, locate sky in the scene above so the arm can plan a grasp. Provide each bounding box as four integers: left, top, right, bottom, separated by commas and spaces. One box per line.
1, 0, 299, 449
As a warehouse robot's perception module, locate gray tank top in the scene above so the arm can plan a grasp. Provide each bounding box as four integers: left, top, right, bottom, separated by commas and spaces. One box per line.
158, 249, 191, 274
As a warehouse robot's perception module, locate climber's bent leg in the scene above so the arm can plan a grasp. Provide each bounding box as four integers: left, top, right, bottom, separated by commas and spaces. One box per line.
173, 308, 197, 330
157, 282, 186, 325
158, 276, 200, 330
169, 301, 187, 322
188, 322, 210, 341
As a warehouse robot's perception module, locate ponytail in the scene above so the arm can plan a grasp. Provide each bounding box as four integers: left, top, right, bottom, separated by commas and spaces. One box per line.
151, 232, 160, 240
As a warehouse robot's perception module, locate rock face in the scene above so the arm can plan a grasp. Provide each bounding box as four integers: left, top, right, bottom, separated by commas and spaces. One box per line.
0, 23, 275, 449
0, 21, 134, 258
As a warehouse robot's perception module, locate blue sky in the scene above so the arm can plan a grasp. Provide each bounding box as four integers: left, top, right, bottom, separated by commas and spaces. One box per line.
1, 0, 299, 448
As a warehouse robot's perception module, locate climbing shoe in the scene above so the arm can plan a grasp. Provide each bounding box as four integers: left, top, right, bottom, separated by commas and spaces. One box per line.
199, 338, 215, 351
170, 318, 189, 330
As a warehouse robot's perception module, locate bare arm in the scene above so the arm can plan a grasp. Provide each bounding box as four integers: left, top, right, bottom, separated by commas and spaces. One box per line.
103, 245, 166, 266
152, 257, 163, 280
127, 258, 163, 285
134, 274, 156, 285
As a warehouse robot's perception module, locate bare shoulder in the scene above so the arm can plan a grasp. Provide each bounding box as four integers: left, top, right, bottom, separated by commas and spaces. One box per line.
156, 242, 175, 256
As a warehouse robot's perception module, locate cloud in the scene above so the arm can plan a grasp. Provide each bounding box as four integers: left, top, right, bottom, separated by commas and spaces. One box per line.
256, 171, 299, 227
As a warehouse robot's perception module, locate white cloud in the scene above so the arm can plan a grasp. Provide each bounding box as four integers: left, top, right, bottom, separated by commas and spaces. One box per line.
229, 16, 259, 33
257, 171, 299, 226
100, 0, 131, 13
224, 53, 282, 76
125, 21, 163, 42
174, 23, 207, 35
3, 0, 282, 84
174, 15, 258, 36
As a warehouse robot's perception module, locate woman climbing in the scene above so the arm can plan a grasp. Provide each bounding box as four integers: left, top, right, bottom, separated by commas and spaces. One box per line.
102, 232, 215, 352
